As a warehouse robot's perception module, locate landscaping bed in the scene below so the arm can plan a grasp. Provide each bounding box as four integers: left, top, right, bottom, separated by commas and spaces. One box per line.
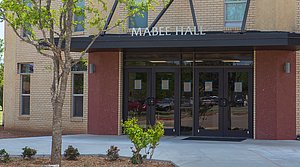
0, 156, 175, 167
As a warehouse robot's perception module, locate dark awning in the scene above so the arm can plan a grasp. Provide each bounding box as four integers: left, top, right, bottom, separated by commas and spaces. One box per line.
68, 31, 300, 52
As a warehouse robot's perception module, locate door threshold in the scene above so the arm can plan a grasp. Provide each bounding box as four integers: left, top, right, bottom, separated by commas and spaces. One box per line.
182, 136, 247, 142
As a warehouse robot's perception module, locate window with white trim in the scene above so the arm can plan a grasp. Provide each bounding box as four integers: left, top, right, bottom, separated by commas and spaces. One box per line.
71, 61, 87, 117
19, 63, 34, 115
225, 0, 247, 28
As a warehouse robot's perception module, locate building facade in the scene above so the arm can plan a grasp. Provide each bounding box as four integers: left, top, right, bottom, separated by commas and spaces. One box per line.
3, 0, 300, 139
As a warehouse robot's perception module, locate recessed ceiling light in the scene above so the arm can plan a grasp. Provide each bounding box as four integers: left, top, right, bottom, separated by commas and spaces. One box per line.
222, 60, 241, 63
150, 61, 167, 63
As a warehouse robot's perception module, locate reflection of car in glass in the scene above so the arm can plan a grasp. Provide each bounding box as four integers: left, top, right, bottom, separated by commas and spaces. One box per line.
200, 96, 218, 106
181, 97, 193, 107
233, 94, 244, 107
155, 98, 174, 111
128, 100, 147, 114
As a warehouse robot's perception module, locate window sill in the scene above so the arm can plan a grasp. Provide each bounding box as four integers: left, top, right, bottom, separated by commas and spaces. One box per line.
223, 27, 242, 32
18, 115, 30, 120
72, 31, 86, 36
70, 117, 83, 122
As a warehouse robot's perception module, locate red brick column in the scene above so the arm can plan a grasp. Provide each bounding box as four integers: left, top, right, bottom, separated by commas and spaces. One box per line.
88, 51, 119, 135
256, 50, 296, 140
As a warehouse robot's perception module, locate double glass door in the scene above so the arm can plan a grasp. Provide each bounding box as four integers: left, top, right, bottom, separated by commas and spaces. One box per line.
124, 68, 179, 135
195, 68, 253, 137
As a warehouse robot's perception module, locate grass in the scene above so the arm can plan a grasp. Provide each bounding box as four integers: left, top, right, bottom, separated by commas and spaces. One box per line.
0, 110, 2, 125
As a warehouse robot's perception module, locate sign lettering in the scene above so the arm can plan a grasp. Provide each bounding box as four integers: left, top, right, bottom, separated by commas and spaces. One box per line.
131, 26, 206, 36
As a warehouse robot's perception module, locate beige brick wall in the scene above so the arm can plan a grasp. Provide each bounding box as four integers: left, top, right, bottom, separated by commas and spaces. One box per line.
4, 26, 88, 134
253, 50, 256, 138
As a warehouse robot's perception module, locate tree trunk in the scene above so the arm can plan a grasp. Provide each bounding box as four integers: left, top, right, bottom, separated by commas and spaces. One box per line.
50, 64, 70, 165
51, 99, 63, 165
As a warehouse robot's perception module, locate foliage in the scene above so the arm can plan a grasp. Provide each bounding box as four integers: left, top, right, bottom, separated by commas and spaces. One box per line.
146, 121, 164, 159
122, 118, 164, 164
106, 145, 120, 161
21, 146, 37, 160
64, 145, 80, 161
0, 149, 10, 163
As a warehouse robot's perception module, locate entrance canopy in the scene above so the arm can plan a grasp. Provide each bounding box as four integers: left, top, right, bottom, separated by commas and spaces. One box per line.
69, 31, 300, 52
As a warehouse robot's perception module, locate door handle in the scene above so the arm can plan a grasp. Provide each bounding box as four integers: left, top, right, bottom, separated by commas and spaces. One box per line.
146, 97, 155, 106
219, 98, 228, 107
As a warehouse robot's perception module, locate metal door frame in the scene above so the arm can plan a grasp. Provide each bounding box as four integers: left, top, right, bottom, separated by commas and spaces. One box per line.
194, 67, 253, 138
124, 68, 180, 135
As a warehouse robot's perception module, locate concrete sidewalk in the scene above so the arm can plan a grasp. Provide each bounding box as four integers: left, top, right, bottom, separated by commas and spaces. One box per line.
0, 135, 300, 167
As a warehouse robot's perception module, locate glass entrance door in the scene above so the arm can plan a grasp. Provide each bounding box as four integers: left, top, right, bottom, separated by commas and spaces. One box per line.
195, 68, 253, 137
224, 69, 253, 137
124, 69, 151, 129
124, 69, 179, 135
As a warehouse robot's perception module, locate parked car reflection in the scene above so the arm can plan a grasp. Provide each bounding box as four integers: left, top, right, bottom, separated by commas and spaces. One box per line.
128, 100, 146, 114
200, 96, 219, 107
155, 98, 174, 112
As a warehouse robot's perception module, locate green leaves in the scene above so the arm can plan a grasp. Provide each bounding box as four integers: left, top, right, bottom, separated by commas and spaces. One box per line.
122, 117, 164, 164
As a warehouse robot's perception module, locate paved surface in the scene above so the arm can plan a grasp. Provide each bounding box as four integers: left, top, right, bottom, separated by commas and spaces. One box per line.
0, 135, 300, 167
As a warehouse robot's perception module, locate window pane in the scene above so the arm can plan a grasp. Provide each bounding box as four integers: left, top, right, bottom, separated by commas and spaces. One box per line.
21, 96, 30, 115
74, 15, 85, 32
225, 2, 246, 21
129, 11, 148, 28
72, 61, 87, 71
20, 63, 34, 73
73, 74, 84, 94
73, 96, 83, 117
22, 75, 30, 94
74, 0, 85, 32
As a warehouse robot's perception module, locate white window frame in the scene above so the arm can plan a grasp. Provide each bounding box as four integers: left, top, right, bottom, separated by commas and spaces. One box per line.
19, 63, 33, 116
71, 71, 84, 117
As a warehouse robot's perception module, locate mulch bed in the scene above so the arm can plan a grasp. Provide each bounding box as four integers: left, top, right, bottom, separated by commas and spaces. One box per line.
0, 126, 51, 139
0, 156, 175, 167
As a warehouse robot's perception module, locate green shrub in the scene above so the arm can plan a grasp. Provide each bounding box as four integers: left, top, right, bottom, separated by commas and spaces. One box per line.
21, 146, 37, 159
147, 121, 164, 159
64, 145, 80, 160
122, 118, 164, 164
106, 145, 120, 161
0, 149, 10, 163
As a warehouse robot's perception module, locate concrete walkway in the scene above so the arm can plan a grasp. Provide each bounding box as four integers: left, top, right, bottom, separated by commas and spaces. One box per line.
0, 135, 300, 167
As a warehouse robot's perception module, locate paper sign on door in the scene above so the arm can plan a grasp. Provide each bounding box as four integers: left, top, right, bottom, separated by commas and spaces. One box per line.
134, 80, 142, 90
205, 82, 213, 92
234, 82, 243, 92
184, 82, 191, 92
162, 80, 169, 90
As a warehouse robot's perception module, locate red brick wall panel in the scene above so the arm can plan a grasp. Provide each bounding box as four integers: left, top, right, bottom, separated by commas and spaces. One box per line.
88, 51, 119, 135
256, 50, 296, 140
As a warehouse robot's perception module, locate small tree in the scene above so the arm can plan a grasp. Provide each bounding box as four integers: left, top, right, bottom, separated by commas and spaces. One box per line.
146, 121, 164, 159
122, 118, 164, 164
0, 0, 167, 165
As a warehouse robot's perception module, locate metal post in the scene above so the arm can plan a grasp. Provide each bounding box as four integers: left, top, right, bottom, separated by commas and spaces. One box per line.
189, 0, 198, 32
148, 0, 174, 31
241, 0, 251, 32
102, 0, 119, 35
